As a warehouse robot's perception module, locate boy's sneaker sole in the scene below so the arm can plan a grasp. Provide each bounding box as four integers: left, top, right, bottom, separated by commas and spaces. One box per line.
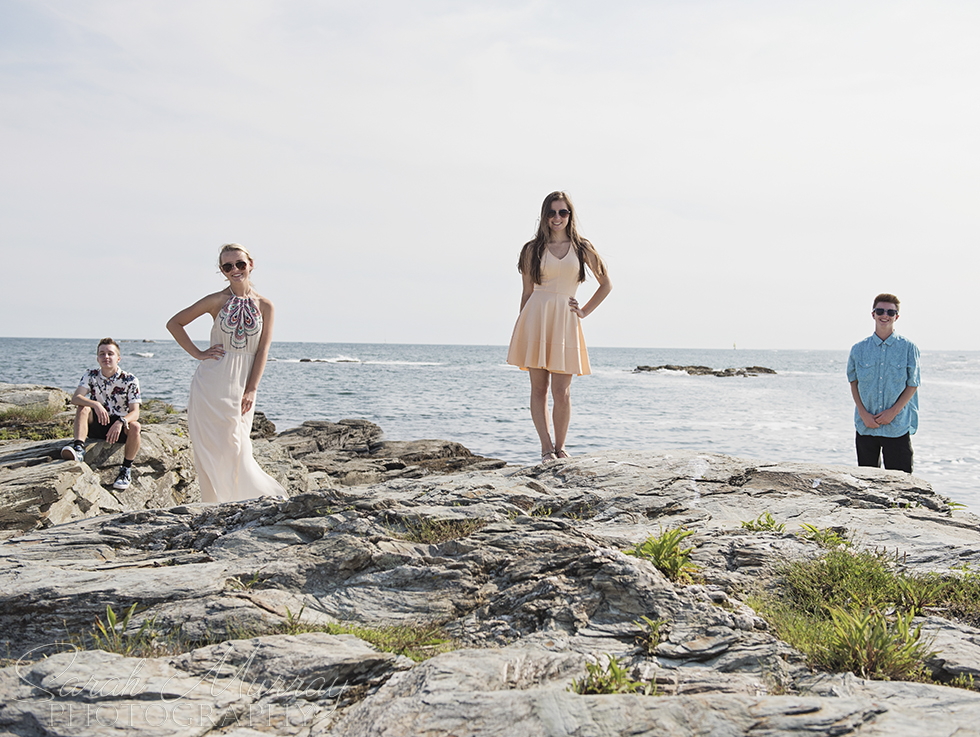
61, 445, 83, 461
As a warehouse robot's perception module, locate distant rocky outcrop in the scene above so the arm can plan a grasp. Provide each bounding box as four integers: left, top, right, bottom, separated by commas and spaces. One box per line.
635, 365, 777, 377
2, 449, 980, 736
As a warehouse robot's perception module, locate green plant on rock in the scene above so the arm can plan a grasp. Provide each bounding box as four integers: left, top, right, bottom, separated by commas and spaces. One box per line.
950, 673, 977, 691
227, 571, 262, 591
626, 527, 697, 583
741, 511, 785, 533
0, 404, 63, 424
91, 603, 160, 656
821, 607, 935, 681
570, 654, 657, 695
798, 523, 850, 549
633, 616, 667, 654
392, 516, 488, 545
272, 613, 455, 662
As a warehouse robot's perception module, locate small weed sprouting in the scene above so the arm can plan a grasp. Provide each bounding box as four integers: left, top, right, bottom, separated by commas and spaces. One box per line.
283, 606, 306, 635
798, 523, 851, 549
626, 527, 697, 583
822, 607, 935, 681
570, 654, 657, 695
391, 516, 488, 545
227, 571, 262, 591
950, 673, 977, 691
633, 616, 667, 654
741, 511, 785, 533
530, 506, 553, 518
91, 603, 160, 657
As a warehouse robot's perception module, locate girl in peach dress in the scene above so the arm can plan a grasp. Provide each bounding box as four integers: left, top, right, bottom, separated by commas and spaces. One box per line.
167, 244, 286, 503
506, 192, 612, 462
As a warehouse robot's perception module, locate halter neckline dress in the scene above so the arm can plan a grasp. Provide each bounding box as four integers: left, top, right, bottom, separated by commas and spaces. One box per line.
506, 246, 591, 376
187, 290, 287, 503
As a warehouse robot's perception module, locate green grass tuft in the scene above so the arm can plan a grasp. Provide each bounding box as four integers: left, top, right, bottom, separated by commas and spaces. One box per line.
391, 516, 487, 545
570, 654, 658, 695
741, 511, 786, 533
626, 527, 698, 583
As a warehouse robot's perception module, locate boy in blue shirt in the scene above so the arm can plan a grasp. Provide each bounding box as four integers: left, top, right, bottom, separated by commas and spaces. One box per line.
846, 293, 920, 473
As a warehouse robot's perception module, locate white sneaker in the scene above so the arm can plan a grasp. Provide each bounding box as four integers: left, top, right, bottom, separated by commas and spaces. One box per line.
61, 444, 83, 462
113, 466, 132, 490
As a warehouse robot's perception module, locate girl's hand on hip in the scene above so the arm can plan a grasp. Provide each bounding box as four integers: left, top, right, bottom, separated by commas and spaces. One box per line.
568, 297, 585, 318
199, 344, 226, 361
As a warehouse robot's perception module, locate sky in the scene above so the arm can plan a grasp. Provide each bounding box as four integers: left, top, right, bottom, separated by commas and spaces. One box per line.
2, 0, 978, 350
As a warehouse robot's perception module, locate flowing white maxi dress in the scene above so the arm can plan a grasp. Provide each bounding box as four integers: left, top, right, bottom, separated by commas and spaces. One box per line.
187, 292, 286, 503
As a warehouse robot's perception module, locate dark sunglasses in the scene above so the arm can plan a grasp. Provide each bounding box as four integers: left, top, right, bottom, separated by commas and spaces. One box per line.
874, 308, 898, 316
548, 209, 571, 218
221, 260, 248, 273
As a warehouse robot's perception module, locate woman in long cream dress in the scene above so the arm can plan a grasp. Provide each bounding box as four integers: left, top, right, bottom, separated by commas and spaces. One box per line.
167, 244, 286, 503
507, 191, 612, 462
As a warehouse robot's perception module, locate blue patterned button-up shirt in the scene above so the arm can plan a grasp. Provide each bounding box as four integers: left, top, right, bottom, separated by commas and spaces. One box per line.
846, 333, 920, 437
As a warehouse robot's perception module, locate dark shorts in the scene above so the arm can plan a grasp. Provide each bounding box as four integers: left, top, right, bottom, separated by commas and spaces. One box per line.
86, 414, 129, 444
855, 432, 913, 474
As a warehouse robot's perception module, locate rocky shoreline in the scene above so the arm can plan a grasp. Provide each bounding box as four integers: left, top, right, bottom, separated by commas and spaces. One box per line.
2, 382, 980, 736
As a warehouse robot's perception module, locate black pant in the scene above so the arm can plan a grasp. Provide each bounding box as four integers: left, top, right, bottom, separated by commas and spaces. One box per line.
855, 432, 913, 474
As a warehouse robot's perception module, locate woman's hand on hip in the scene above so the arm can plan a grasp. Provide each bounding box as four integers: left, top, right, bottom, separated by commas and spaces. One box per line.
199, 344, 226, 361
568, 297, 585, 318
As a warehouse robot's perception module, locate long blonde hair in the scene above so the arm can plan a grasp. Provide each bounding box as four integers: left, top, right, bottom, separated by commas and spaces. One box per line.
517, 191, 606, 284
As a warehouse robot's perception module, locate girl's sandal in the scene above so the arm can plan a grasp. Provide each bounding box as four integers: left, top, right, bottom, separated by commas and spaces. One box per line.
541, 451, 558, 463
555, 448, 570, 459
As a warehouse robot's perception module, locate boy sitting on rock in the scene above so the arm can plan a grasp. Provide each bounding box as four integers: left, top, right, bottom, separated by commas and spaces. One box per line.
61, 338, 142, 490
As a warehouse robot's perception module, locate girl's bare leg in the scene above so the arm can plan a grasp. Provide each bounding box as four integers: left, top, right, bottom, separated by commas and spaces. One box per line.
551, 372, 573, 454
529, 368, 555, 456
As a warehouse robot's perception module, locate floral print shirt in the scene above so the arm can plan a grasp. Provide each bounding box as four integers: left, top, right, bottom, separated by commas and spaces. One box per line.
79, 369, 141, 417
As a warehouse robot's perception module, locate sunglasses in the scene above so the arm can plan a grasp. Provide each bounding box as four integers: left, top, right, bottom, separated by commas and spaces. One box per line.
548, 209, 571, 218
221, 260, 249, 273
873, 308, 898, 316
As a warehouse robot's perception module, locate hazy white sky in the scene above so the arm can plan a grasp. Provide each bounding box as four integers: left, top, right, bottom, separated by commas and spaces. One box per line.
3, 0, 978, 350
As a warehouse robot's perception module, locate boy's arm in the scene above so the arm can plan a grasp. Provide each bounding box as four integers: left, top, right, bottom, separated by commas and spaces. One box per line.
850, 380, 880, 429
106, 402, 140, 445
70, 385, 110, 425
873, 385, 918, 426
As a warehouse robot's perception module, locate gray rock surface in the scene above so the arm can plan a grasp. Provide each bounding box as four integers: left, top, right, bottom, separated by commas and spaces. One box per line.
0, 382, 73, 413
0, 392, 503, 533
2, 449, 980, 735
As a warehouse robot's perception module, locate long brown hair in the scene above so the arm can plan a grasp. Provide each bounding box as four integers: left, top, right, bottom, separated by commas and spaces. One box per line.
517, 191, 607, 284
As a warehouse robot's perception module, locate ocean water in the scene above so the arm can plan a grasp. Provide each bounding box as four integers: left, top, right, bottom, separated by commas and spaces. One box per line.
2, 338, 978, 509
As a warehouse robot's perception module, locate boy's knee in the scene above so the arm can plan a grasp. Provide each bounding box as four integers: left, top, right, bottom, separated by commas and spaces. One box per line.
129, 421, 141, 436
76, 406, 91, 419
